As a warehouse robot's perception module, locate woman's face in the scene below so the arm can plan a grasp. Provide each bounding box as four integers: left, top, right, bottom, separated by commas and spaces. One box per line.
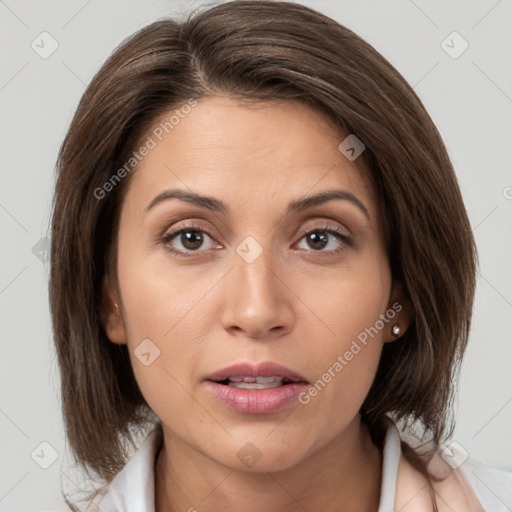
105, 96, 404, 471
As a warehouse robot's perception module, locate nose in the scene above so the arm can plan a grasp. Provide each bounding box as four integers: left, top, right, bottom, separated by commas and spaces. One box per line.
221, 241, 294, 340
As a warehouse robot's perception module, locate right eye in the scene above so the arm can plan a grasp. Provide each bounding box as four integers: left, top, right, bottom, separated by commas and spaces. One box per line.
160, 224, 220, 257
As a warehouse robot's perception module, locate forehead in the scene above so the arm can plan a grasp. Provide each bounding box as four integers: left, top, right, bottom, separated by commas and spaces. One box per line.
124, 96, 378, 218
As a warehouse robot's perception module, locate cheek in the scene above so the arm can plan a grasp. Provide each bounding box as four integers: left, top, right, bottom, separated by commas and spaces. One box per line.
298, 253, 391, 352
116, 233, 215, 341
115, 240, 207, 410
295, 255, 391, 407
308, 291, 386, 393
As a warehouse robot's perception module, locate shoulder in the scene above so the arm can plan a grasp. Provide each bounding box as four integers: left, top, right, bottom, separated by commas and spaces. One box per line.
395, 439, 512, 512
457, 456, 512, 511
94, 426, 162, 512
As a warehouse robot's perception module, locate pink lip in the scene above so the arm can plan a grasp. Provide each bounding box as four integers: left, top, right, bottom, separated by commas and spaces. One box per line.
204, 361, 309, 383
206, 381, 308, 414
204, 361, 309, 415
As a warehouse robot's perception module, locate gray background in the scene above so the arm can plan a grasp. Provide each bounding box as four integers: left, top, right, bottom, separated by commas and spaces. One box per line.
1, 0, 511, 510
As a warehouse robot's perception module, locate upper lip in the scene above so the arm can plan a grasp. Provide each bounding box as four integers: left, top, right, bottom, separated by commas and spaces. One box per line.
205, 361, 309, 384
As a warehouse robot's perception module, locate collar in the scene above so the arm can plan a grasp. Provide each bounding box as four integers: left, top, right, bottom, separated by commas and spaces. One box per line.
94, 418, 512, 511
96, 418, 401, 511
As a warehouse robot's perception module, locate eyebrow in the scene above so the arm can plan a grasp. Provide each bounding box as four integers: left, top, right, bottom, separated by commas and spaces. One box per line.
145, 188, 370, 221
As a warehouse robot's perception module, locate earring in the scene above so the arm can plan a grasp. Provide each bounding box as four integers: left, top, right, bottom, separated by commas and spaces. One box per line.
392, 324, 401, 337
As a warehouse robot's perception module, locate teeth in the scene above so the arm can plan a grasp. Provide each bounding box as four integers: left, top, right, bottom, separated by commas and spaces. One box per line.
225, 376, 285, 389
228, 380, 283, 389
228, 376, 284, 384
213, 375, 301, 389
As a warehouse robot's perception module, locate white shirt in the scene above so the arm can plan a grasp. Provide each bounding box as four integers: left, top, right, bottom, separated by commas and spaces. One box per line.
89, 420, 512, 511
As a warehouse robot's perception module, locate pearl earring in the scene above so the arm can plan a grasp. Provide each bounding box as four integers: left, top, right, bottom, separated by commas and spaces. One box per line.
392, 324, 400, 337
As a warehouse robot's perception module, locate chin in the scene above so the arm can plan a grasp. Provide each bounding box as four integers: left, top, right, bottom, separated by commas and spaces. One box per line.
211, 438, 311, 474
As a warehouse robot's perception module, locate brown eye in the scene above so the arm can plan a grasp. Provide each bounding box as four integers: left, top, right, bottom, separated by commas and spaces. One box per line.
304, 231, 329, 251
162, 229, 213, 253
160, 222, 218, 257
176, 230, 205, 251
295, 225, 353, 255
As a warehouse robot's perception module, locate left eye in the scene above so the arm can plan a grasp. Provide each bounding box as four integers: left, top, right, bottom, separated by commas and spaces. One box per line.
295, 228, 350, 253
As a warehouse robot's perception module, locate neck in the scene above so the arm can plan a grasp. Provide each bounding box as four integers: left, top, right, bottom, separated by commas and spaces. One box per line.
155, 416, 382, 512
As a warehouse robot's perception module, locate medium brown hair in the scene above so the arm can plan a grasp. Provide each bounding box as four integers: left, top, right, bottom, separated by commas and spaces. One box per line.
50, 0, 477, 506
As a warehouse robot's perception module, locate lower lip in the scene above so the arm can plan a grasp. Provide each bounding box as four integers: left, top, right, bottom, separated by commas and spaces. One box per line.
205, 381, 308, 414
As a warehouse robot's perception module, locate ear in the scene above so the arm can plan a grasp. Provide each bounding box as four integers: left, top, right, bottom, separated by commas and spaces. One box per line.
383, 280, 413, 343
100, 275, 128, 345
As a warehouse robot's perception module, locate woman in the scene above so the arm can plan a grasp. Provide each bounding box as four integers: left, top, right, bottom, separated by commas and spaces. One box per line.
49, 1, 512, 510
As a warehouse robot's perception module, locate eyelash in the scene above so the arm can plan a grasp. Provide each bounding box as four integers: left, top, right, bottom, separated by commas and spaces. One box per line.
159, 221, 353, 258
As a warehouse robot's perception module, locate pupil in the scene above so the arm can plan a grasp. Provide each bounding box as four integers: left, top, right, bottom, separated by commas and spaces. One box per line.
182, 230, 203, 250
308, 232, 327, 250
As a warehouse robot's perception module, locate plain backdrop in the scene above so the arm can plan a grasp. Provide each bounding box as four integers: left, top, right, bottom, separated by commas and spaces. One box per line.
1, 0, 511, 510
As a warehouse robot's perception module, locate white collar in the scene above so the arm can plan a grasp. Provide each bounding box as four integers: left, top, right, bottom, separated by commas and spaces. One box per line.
95, 419, 402, 511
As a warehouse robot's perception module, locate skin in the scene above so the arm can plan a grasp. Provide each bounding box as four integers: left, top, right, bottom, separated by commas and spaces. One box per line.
103, 96, 411, 512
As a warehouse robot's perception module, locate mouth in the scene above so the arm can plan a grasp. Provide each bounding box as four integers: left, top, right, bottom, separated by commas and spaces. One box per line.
204, 362, 309, 414
204, 361, 309, 387
212, 376, 305, 389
